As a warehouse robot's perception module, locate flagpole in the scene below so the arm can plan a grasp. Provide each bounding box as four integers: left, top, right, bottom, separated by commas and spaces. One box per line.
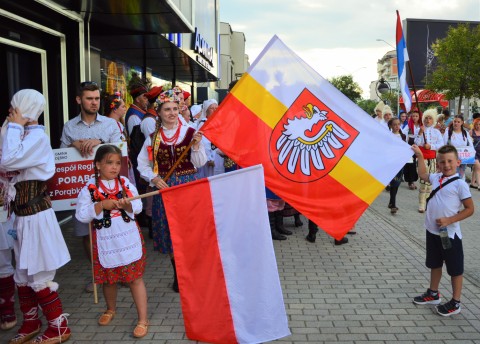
89, 222, 98, 304
125, 139, 196, 202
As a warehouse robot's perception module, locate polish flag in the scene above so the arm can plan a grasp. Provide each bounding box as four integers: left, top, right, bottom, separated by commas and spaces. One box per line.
162, 165, 290, 344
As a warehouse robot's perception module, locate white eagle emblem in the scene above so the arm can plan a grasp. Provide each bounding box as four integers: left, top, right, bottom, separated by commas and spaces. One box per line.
275, 103, 350, 176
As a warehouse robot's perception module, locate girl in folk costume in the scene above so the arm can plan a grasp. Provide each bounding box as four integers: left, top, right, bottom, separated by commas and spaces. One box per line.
404, 110, 422, 190
0, 126, 18, 332
75, 145, 148, 338
387, 118, 407, 214
104, 92, 128, 142
414, 109, 444, 213
104, 92, 134, 181
194, 99, 218, 179
469, 118, 480, 189
381, 105, 394, 129
0, 173, 17, 332
0, 213, 16, 332
444, 115, 473, 180
373, 101, 385, 123
137, 89, 206, 292
399, 111, 409, 136
1, 89, 71, 344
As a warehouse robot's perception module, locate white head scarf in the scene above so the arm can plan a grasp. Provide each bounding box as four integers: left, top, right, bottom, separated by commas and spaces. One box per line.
1, 89, 46, 146
11, 89, 46, 122
201, 99, 218, 121
0, 90, 42, 213
190, 104, 202, 119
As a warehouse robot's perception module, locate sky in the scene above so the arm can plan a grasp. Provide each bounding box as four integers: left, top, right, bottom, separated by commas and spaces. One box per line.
220, 0, 480, 98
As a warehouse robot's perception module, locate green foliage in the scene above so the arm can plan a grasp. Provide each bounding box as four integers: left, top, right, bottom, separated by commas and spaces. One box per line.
356, 99, 378, 116
127, 69, 152, 90
328, 74, 363, 103
381, 91, 399, 115
425, 24, 480, 115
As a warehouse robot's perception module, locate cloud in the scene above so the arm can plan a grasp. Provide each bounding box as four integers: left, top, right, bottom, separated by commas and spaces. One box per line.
220, 0, 480, 99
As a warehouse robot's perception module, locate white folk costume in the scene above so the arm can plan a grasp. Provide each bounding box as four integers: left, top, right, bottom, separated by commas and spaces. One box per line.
194, 99, 217, 179
137, 89, 207, 292
75, 176, 146, 284
0, 113, 18, 331
0, 206, 16, 330
443, 127, 473, 180
414, 110, 444, 212
1, 89, 71, 344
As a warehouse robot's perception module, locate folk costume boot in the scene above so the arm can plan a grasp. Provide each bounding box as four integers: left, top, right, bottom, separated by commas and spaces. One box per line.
306, 220, 318, 243
269, 212, 286, 241
294, 214, 303, 227
170, 258, 179, 293
9, 285, 41, 344
30, 282, 71, 344
0, 274, 16, 330
418, 183, 428, 213
274, 211, 292, 235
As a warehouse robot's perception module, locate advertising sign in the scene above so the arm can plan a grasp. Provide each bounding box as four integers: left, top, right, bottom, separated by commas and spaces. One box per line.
46, 142, 128, 211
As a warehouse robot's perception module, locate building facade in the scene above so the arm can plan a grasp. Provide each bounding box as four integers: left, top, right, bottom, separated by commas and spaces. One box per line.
369, 50, 399, 102
217, 22, 250, 102
0, 0, 224, 147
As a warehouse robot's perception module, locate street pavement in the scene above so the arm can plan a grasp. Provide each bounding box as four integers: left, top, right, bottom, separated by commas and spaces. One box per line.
2, 176, 480, 343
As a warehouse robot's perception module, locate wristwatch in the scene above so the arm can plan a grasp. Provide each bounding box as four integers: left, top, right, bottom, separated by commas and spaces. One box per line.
99, 138, 105, 144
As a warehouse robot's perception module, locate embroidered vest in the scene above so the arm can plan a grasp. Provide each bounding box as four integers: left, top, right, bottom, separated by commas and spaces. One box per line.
125, 104, 146, 124
152, 127, 196, 177
13, 180, 52, 216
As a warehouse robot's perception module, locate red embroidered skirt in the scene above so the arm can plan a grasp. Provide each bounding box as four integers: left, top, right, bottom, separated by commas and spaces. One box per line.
92, 225, 146, 284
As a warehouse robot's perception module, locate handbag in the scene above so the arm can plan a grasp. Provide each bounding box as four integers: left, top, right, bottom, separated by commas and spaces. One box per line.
419, 131, 437, 159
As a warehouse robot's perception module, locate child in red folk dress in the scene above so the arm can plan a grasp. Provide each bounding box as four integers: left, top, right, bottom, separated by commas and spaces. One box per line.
75, 145, 149, 338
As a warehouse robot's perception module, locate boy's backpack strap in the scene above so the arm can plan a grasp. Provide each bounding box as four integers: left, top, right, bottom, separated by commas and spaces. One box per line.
425, 176, 460, 210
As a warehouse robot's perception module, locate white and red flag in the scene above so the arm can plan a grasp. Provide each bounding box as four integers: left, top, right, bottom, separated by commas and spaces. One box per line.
201, 35, 412, 240
162, 165, 290, 344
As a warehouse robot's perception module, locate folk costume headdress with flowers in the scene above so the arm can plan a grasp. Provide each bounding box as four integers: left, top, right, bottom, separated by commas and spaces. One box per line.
107, 92, 122, 110
148, 89, 196, 177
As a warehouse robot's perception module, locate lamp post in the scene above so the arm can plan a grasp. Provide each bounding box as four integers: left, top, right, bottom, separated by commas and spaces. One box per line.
376, 39, 395, 49
375, 77, 391, 105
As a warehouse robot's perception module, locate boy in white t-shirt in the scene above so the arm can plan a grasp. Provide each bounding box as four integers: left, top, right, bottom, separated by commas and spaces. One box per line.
411, 144, 474, 316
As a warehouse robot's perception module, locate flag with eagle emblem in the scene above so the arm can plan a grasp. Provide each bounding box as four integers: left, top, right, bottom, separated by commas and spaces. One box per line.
201, 35, 412, 239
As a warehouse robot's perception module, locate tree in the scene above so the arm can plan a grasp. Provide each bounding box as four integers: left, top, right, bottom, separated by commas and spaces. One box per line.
356, 99, 378, 116
426, 24, 480, 115
328, 74, 362, 103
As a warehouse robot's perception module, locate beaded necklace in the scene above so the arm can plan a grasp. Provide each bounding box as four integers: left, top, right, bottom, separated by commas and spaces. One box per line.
159, 119, 182, 145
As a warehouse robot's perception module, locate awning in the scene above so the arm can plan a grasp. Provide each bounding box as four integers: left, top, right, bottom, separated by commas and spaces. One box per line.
53, 0, 193, 33
53, 0, 217, 82
399, 89, 449, 108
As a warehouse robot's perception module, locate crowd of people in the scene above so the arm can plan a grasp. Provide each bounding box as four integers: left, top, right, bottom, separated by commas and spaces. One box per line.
378, 102, 476, 316
0, 85, 477, 344
375, 102, 480, 215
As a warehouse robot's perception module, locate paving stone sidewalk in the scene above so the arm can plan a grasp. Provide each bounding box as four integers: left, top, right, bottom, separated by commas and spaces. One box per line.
1, 182, 480, 343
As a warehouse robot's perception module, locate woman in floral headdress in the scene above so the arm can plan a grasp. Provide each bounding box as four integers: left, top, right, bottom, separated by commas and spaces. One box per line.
104, 92, 128, 141
137, 89, 206, 292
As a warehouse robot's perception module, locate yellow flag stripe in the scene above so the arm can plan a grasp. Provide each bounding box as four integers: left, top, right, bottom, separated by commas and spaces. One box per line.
330, 156, 384, 205
231, 73, 287, 129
